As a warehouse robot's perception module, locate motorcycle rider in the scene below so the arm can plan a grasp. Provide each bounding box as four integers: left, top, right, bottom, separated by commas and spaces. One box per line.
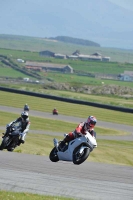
4, 111, 30, 144
24, 103, 29, 112
53, 108, 58, 114
59, 116, 97, 150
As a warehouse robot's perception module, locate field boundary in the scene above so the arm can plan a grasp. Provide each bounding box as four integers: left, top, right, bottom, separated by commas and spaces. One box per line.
0, 86, 133, 113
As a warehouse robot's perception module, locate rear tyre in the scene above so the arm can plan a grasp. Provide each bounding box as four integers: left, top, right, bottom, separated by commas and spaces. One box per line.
73, 145, 90, 165
49, 147, 59, 162
53, 112, 58, 115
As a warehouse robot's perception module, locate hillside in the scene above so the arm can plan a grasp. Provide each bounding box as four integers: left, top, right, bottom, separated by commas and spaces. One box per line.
0, 0, 133, 49
48, 36, 100, 47
0, 51, 133, 103
0, 34, 133, 63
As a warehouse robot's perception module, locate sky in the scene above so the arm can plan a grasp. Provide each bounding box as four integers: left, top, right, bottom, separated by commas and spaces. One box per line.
0, 0, 133, 49
108, 0, 133, 11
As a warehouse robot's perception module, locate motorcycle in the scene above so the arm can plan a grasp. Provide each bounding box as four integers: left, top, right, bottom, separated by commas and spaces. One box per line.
53, 109, 58, 115
0, 124, 22, 152
49, 131, 97, 165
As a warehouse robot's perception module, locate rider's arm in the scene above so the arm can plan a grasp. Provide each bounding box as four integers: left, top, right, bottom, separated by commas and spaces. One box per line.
23, 121, 30, 134
8, 117, 20, 126
89, 130, 96, 138
75, 123, 84, 136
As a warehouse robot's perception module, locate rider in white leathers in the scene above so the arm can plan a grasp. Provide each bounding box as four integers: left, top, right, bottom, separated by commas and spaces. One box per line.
6, 111, 30, 144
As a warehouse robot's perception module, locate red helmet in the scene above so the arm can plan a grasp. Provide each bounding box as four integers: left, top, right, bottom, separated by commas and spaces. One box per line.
86, 116, 97, 129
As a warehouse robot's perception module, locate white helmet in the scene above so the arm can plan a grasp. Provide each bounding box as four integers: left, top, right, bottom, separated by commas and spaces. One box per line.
21, 111, 29, 120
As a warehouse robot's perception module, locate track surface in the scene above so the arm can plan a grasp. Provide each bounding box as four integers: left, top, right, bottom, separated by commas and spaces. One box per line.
0, 106, 133, 200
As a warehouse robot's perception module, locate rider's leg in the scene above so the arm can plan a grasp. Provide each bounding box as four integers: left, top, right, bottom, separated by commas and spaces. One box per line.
59, 132, 75, 150
20, 132, 26, 144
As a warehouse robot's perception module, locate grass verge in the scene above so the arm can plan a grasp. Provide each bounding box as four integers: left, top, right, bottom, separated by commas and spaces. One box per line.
0, 191, 74, 200
0, 91, 133, 126
0, 111, 130, 135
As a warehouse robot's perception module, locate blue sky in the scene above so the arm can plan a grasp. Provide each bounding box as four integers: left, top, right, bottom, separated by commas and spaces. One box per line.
108, 0, 133, 11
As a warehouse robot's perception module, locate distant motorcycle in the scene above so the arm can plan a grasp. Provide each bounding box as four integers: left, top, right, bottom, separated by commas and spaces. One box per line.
0, 124, 22, 152
52, 109, 58, 115
49, 131, 97, 165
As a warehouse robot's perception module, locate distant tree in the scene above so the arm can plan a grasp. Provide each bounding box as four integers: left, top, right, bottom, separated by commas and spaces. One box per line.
49, 36, 100, 47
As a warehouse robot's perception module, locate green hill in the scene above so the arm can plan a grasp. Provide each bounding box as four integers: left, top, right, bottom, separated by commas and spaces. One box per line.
0, 34, 133, 63
49, 36, 100, 47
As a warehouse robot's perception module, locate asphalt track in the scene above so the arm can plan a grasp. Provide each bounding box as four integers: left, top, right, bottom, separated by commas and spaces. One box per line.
0, 106, 133, 200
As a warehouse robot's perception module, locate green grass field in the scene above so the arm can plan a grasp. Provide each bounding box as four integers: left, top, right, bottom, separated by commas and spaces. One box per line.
0, 91, 133, 125
41, 72, 133, 88
0, 35, 133, 63
1, 80, 133, 109
0, 65, 30, 78
1, 47, 133, 109
1, 48, 133, 76
0, 110, 130, 135
0, 91, 133, 167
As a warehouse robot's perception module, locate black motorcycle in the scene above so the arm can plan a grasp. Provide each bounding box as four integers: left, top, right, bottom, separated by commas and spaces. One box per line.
0, 124, 21, 152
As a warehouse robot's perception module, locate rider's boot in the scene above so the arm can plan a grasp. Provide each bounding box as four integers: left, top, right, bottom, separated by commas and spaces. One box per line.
17, 140, 21, 146
58, 133, 74, 151
18, 139, 25, 146
58, 141, 66, 151
58, 134, 70, 151
19, 133, 25, 144
19, 138, 25, 144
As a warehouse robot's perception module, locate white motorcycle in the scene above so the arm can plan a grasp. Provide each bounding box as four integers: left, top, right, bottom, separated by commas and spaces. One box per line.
49, 131, 97, 165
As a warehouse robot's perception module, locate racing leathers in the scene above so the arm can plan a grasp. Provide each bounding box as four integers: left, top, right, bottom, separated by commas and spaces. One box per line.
7, 117, 30, 143
63, 122, 96, 145
24, 104, 29, 112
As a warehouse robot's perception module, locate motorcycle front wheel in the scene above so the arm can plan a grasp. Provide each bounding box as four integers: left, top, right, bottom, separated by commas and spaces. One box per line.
49, 147, 59, 162
7, 148, 14, 152
0, 137, 11, 150
73, 145, 90, 165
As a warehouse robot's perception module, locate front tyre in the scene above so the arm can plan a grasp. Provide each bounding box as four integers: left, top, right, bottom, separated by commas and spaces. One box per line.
73, 145, 90, 165
49, 147, 59, 162
7, 147, 14, 152
0, 137, 11, 150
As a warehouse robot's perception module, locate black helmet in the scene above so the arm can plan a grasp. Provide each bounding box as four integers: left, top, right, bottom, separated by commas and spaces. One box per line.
21, 111, 29, 120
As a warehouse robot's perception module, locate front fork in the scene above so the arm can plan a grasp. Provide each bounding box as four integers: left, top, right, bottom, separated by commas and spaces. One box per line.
53, 138, 59, 151
79, 146, 88, 154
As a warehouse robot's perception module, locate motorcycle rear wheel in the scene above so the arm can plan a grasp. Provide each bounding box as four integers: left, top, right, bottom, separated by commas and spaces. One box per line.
49, 147, 59, 162
73, 145, 90, 165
